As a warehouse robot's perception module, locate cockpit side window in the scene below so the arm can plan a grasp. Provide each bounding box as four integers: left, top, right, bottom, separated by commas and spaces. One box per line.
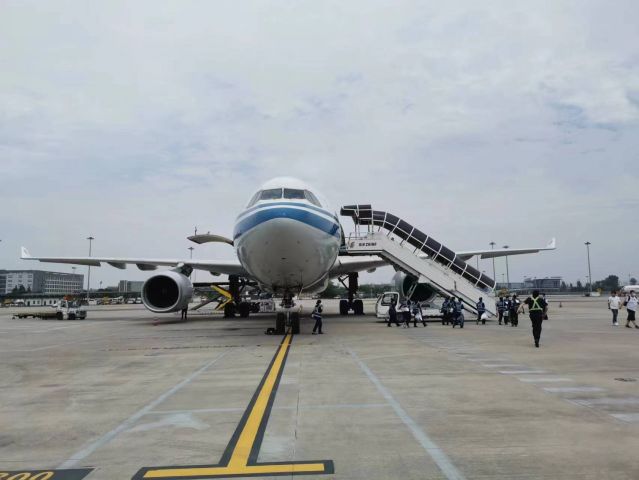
304, 190, 322, 207
259, 188, 283, 201
283, 188, 306, 200
246, 191, 261, 207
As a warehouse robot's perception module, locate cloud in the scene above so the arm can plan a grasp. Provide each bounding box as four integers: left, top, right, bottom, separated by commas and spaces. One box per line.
1, 0, 638, 287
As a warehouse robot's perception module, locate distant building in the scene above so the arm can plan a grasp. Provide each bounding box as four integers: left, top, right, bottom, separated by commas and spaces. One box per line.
0, 270, 84, 295
524, 276, 562, 291
118, 280, 144, 293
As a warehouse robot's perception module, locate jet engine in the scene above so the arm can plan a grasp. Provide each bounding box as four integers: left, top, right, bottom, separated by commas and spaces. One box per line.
393, 271, 437, 303
142, 270, 194, 313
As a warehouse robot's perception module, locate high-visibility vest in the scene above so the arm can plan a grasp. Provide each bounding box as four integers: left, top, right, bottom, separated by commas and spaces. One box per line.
530, 297, 544, 311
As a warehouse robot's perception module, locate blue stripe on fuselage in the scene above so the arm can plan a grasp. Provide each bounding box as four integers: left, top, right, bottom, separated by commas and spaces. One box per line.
233, 206, 342, 240
239, 201, 339, 222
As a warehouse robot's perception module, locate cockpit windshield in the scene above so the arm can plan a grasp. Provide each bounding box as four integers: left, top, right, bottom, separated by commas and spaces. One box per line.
283, 188, 305, 200
247, 187, 322, 208
259, 188, 283, 200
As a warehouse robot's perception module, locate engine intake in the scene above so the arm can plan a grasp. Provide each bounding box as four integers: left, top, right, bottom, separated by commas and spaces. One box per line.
393, 271, 437, 303
142, 270, 194, 313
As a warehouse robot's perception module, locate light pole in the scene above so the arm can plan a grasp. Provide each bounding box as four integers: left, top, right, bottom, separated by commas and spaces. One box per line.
188, 246, 195, 282
585, 241, 592, 294
489, 242, 496, 280
503, 245, 510, 290
86, 236, 94, 303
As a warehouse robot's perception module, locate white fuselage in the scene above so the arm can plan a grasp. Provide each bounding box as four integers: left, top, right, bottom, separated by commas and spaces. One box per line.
233, 199, 342, 293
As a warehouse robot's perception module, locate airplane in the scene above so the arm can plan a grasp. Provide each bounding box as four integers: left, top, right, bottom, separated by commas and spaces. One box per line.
619, 285, 638, 294
21, 176, 556, 333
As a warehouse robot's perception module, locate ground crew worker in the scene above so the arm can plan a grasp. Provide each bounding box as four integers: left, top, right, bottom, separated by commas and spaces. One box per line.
387, 299, 400, 327
524, 290, 547, 347
510, 294, 521, 327
311, 299, 323, 334
476, 297, 486, 325
502, 297, 511, 325
401, 300, 412, 328
441, 298, 450, 325
497, 296, 505, 325
452, 297, 464, 328
181, 307, 188, 321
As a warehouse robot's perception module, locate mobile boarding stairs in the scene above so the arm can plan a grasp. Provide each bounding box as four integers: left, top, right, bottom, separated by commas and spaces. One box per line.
340, 205, 497, 316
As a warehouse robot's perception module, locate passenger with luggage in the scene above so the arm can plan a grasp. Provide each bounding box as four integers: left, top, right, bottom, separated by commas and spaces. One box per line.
509, 294, 521, 327
400, 301, 412, 328
476, 297, 486, 325
413, 302, 426, 327
497, 297, 506, 325
502, 297, 511, 325
624, 290, 638, 329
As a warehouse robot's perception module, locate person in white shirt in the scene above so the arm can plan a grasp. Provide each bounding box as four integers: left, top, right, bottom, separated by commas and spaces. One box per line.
625, 290, 638, 329
608, 291, 621, 326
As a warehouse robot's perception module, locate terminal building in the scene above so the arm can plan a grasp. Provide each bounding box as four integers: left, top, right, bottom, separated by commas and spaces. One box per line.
118, 280, 144, 293
0, 270, 84, 295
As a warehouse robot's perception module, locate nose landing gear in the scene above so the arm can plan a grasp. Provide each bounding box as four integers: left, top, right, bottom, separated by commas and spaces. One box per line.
275, 293, 300, 335
338, 272, 364, 315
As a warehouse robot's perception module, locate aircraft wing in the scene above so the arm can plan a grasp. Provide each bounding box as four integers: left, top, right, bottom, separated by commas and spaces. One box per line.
20, 247, 247, 276
329, 255, 389, 276
456, 238, 556, 261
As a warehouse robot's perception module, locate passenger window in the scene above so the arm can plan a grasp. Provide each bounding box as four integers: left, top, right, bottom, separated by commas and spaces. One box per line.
283, 188, 305, 200
304, 190, 322, 207
259, 188, 283, 200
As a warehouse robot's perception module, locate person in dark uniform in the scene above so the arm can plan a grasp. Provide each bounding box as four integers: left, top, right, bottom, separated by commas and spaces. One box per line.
524, 290, 547, 347
387, 299, 400, 327
441, 298, 450, 325
497, 296, 505, 325
502, 297, 511, 325
181, 307, 188, 321
402, 300, 412, 328
452, 297, 464, 328
476, 297, 486, 325
510, 294, 521, 327
312, 299, 323, 334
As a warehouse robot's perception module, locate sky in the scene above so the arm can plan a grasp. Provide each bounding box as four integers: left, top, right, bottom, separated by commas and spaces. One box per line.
1, 0, 638, 289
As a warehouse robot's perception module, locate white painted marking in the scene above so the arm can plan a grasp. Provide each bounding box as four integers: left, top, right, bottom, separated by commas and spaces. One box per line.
572, 397, 639, 407
517, 377, 574, 383
148, 403, 389, 415
349, 348, 466, 480
58, 351, 230, 468
130, 413, 209, 432
482, 364, 523, 368
499, 370, 546, 375
543, 387, 605, 393
610, 413, 639, 423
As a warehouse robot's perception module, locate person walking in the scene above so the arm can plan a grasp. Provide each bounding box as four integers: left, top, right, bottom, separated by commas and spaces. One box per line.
502, 297, 511, 326
624, 290, 638, 329
441, 298, 450, 325
452, 297, 465, 328
608, 291, 621, 326
413, 302, 426, 327
181, 307, 188, 321
311, 299, 323, 334
497, 297, 505, 325
387, 299, 400, 327
510, 294, 521, 327
401, 301, 412, 328
524, 290, 547, 348
476, 297, 486, 325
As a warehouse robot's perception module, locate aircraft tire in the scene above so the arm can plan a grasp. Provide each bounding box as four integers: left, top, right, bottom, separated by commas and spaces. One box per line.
238, 302, 251, 318
339, 299, 349, 315
224, 303, 236, 318
275, 312, 286, 334
291, 312, 300, 334
353, 299, 364, 315
56, 312, 63, 320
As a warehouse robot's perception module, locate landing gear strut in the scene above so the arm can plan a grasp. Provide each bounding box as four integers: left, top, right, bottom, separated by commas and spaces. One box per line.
223, 275, 253, 318
338, 273, 364, 315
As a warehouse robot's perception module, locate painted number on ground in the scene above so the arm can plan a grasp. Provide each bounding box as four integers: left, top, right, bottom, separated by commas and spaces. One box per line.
0, 470, 93, 480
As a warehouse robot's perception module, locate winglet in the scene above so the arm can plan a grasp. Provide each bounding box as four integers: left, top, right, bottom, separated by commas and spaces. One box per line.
547, 238, 556, 249
21, 246, 32, 259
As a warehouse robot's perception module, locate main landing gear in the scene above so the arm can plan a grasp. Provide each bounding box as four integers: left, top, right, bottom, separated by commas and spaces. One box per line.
275, 293, 300, 335
338, 272, 364, 316
223, 275, 257, 318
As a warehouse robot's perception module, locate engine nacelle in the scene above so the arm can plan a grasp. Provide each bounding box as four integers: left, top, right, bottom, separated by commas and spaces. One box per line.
142, 270, 194, 313
392, 271, 437, 303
